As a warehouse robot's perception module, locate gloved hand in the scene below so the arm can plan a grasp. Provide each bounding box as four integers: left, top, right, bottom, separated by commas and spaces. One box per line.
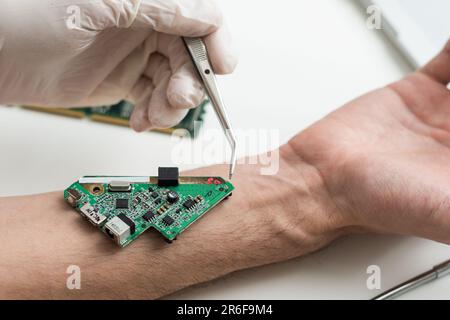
0, 0, 237, 131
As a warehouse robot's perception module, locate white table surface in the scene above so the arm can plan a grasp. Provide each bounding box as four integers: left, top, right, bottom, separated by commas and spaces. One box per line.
1, 0, 449, 299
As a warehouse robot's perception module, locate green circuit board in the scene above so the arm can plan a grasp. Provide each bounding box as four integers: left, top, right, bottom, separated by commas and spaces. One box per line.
64, 173, 233, 247
23, 100, 207, 137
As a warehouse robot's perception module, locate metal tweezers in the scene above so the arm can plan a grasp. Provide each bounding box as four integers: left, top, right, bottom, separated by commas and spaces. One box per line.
183, 37, 237, 180
373, 259, 450, 300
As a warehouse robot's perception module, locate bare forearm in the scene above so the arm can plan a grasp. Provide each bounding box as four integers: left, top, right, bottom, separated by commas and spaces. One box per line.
0, 147, 343, 299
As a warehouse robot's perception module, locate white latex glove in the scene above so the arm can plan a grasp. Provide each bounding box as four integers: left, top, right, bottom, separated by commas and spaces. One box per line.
0, 0, 237, 131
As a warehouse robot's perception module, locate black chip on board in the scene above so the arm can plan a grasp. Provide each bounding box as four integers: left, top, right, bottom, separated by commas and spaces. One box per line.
143, 211, 156, 222
163, 215, 175, 226
115, 198, 129, 209
182, 198, 195, 210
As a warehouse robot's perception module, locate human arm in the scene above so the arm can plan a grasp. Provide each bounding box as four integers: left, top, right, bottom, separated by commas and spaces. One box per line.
1, 40, 449, 299
0, 157, 338, 299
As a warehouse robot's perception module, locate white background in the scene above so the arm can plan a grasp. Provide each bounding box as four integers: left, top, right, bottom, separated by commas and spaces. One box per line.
0, 0, 449, 299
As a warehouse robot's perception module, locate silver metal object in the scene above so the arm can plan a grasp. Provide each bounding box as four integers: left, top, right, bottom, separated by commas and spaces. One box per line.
373, 259, 450, 300
108, 180, 132, 192
80, 203, 107, 226
183, 37, 237, 180
105, 216, 131, 245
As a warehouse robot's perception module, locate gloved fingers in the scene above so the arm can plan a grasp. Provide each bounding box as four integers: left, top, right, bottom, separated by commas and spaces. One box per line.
147, 70, 190, 129
167, 61, 205, 110
204, 21, 238, 75
420, 39, 450, 85
156, 34, 205, 109
143, 52, 167, 82
129, 52, 167, 131
129, 77, 154, 132
144, 53, 190, 129
136, 0, 223, 36
79, 34, 158, 108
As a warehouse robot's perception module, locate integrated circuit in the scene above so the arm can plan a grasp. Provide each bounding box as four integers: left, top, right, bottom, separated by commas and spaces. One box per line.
115, 198, 129, 209
162, 215, 175, 226
143, 211, 156, 222
64, 168, 234, 247
182, 198, 196, 210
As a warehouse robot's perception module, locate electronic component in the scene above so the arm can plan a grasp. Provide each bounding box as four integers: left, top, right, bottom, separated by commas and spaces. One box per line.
67, 188, 82, 207
79, 203, 107, 226
157, 204, 170, 215
117, 214, 135, 235
115, 198, 129, 209
143, 211, 156, 222
64, 173, 234, 247
109, 181, 131, 192
162, 215, 175, 226
183, 198, 196, 210
166, 191, 179, 204
132, 196, 141, 207
158, 167, 179, 187
105, 216, 131, 245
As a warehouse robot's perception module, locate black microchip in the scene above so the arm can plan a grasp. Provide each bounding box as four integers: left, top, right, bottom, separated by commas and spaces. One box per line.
155, 198, 162, 205
182, 198, 195, 210
162, 215, 175, 226
151, 192, 159, 199
143, 211, 156, 222
115, 198, 129, 209
117, 214, 136, 234
158, 167, 179, 187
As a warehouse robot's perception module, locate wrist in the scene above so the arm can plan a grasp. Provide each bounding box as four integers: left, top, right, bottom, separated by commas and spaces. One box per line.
273, 144, 352, 251
188, 145, 352, 274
